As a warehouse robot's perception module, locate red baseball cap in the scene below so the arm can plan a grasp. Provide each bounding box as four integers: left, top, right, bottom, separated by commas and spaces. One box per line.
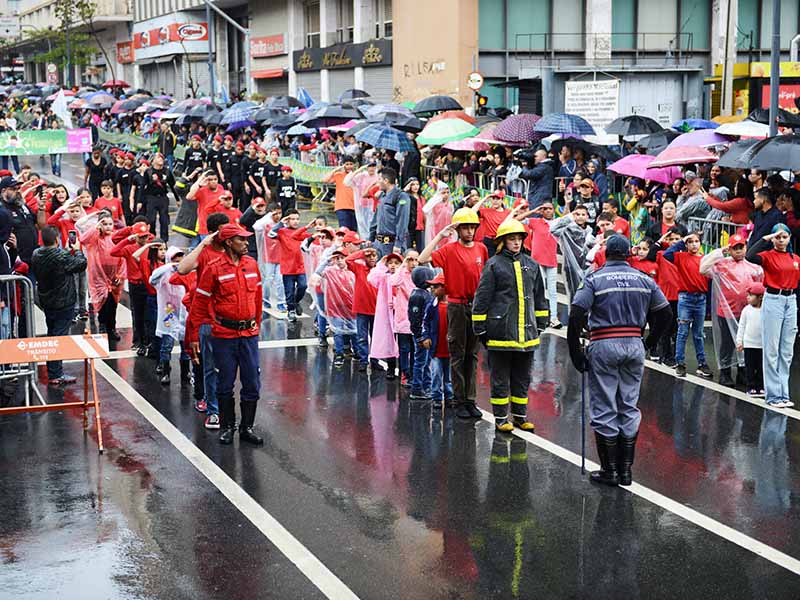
213, 135, 223, 143
125, 152, 135, 161
219, 190, 233, 199
139, 159, 150, 167
427, 273, 446, 286
729, 233, 747, 247
224, 135, 234, 142
132, 222, 150, 235
251, 197, 266, 208
217, 224, 253, 241
270, 148, 280, 155
330, 248, 348, 258
748, 282, 765, 295
281, 165, 293, 172
342, 231, 362, 244
383, 252, 403, 262
191, 134, 202, 142
235, 142, 244, 149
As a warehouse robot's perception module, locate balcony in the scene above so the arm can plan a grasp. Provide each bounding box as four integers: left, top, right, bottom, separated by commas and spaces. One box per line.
17, 0, 132, 32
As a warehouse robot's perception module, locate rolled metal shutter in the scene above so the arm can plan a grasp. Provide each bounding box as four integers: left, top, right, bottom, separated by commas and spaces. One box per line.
296, 72, 321, 103
363, 66, 393, 103
329, 69, 354, 102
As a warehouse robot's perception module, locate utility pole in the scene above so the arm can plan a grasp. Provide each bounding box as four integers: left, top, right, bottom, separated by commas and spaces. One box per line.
206, 1, 215, 100
65, 15, 72, 87
767, 0, 780, 136
202, 0, 251, 99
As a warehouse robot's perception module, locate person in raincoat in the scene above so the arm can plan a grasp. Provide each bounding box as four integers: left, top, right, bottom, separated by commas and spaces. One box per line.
368, 252, 404, 378
322, 248, 358, 368
344, 160, 379, 241
389, 249, 419, 385
423, 182, 454, 249
472, 218, 549, 432
75, 210, 126, 340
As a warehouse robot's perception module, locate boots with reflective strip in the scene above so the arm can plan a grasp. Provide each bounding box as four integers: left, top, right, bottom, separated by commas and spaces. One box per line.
511, 396, 535, 432
492, 397, 513, 432
617, 434, 637, 486
590, 432, 619, 486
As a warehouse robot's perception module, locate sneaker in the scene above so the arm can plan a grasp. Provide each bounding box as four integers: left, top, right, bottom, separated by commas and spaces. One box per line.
194, 398, 207, 413
48, 375, 77, 386
204, 414, 220, 429
747, 389, 761, 397
781, 400, 795, 408
288, 310, 297, 322
370, 361, 386, 372
295, 304, 303, 316
276, 303, 288, 313
136, 345, 147, 357
333, 354, 345, 367
549, 319, 562, 329
767, 399, 784, 408
661, 357, 677, 368
648, 352, 660, 362
78, 311, 88, 320
263, 300, 272, 310
318, 337, 329, 349
675, 364, 687, 378
696, 364, 713, 378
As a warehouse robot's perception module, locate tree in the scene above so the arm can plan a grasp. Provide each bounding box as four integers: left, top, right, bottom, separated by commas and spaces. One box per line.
75, 0, 117, 85
30, 30, 98, 72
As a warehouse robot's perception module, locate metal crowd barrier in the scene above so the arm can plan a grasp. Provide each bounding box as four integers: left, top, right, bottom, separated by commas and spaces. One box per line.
0, 274, 44, 408
687, 216, 746, 250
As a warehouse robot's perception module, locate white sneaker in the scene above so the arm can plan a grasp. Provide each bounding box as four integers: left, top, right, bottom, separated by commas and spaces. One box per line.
782, 400, 795, 408
204, 414, 220, 429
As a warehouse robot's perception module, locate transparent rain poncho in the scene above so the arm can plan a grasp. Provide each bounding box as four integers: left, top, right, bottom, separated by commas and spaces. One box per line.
423, 185, 455, 249
320, 265, 357, 335
149, 263, 189, 340
75, 212, 126, 309
344, 170, 380, 241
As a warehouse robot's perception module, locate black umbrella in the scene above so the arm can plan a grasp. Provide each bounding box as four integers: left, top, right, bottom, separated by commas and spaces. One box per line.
606, 115, 663, 136
634, 128, 680, 155
303, 103, 365, 128
338, 89, 370, 102
741, 134, 800, 170
204, 112, 225, 126
550, 138, 621, 163
270, 113, 301, 129
474, 114, 502, 127
188, 103, 221, 118
367, 111, 424, 133
412, 95, 463, 114
267, 95, 303, 109
252, 107, 287, 122
716, 138, 761, 168
345, 121, 372, 137
488, 107, 513, 119
746, 108, 800, 129
349, 98, 374, 108
175, 114, 198, 126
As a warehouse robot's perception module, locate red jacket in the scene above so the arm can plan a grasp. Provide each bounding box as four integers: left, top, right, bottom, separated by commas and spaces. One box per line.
628, 256, 659, 279
274, 225, 312, 275
139, 254, 163, 296
346, 249, 377, 315
110, 238, 146, 284
187, 253, 262, 342
525, 218, 557, 267
706, 194, 753, 225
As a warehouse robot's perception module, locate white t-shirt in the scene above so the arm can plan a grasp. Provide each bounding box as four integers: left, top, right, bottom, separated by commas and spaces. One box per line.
735, 304, 762, 349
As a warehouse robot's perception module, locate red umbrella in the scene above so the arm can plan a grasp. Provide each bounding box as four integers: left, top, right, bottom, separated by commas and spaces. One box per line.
429, 110, 476, 125
649, 145, 718, 168
101, 80, 130, 88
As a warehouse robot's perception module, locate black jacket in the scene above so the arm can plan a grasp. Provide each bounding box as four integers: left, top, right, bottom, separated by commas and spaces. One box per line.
408, 287, 433, 343
519, 159, 555, 208
31, 246, 87, 312
471, 248, 548, 351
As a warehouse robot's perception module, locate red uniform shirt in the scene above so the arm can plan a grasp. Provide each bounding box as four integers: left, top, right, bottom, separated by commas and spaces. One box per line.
525, 218, 557, 267
216, 205, 241, 225
192, 186, 227, 235
613, 216, 630, 238
628, 256, 659, 279
592, 248, 607, 270
656, 252, 680, 301
110, 238, 146, 284
190, 253, 262, 340
139, 254, 163, 296
431, 241, 488, 304
346, 250, 378, 315
758, 250, 800, 290
46, 211, 78, 247
434, 300, 449, 358
477, 207, 511, 239
275, 226, 312, 275
94, 196, 124, 223
672, 252, 708, 293
184, 245, 226, 336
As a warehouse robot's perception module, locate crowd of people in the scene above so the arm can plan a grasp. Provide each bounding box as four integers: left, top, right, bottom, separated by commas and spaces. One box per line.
2, 90, 800, 448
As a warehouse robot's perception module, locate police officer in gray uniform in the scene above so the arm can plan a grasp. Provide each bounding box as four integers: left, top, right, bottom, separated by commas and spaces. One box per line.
568, 235, 672, 487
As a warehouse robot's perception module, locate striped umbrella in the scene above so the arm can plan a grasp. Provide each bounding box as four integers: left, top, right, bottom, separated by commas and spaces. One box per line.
649, 145, 718, 168
416, 118, 480, 146
221, 106, 257, 125
442, 138, 490, 152
493, 113, 542, 144
534, 112, 596, 136
355, 124, 415, 152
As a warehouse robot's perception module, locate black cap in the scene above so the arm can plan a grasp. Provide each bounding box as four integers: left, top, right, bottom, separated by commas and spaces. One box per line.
0, 176, 20, 190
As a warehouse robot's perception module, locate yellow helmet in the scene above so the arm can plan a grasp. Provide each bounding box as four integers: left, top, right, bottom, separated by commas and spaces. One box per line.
451, 207, 480, 226
494, 218, 527, 250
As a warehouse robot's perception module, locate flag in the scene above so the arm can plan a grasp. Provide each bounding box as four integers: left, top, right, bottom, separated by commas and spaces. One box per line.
52, 90, 72, 129
297, 87, 313, 108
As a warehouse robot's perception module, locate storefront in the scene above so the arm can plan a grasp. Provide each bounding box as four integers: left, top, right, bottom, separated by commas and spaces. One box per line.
707, 61, 800, 118
292, 39, 393, 103
250, 34, 289, 98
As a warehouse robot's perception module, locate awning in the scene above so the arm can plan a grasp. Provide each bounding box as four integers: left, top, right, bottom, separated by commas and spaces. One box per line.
253, 68, 285, 79
491, 77, 539, 88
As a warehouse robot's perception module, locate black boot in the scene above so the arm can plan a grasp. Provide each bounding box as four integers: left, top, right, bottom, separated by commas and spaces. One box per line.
239, 401, 264, 446
159, 362, 171, 385
590, 432, 619, 486
180, 359, 191, 384
617, 434, 638, 486
718, 367, 734, 386
218, 396, 236, 445
156, 360, 165, 376
735, 368, 747, 387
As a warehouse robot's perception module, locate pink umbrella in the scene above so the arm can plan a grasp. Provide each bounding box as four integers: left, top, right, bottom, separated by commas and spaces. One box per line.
68, 98, 87, 109
668, 129, 729, 148
475, 127, 524, 146
650, 145, 718, 168
324, 119, 358, 132
442, 137, 490, 152
608, 154, 680, 184
46, 90, 75, 101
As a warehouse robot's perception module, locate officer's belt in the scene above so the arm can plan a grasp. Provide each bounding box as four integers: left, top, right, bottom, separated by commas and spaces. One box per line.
215, 315, 258, 331
376, 234, 395, 244
589, 326, 643, 341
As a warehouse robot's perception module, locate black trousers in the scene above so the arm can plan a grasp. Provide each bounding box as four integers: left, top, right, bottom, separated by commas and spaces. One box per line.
145, 195, 170, 240
658, 300, 679, 360
744, 348, 764, 390
98, 295, 117, 332
129, 283, 148, 345
488, 350, 534, 419
447, 303, 479, 405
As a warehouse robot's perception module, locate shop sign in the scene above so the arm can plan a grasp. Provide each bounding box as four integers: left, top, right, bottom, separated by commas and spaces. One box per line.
250, 34, 286, 58
564, 79, 620, 130
116, 41, 134, 64
134, 22, 208, 49
293, 39, 392, 72
761, 84, 800, 113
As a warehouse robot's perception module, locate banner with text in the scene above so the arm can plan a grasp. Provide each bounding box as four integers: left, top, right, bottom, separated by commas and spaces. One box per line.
0, 129, 92, 156
564, 80, 620, 131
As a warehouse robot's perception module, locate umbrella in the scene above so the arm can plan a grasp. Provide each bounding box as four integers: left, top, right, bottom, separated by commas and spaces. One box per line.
221, 106, 257, 125
188, 103, 221, 118
252, 107, 288, 122
474, 127, 523, 146
110, 98, 146, 114
287, 124, 315, 136
349, 98, 373, 108
302, 103, 364, 128
345, 121, 372, 137
746, 108, 800, 129
488, 107, 513, 119
634, 129, 680, 155
229, 100, 260, 111
270, 113, 300, 129
429, 110, 476, 125
367, 111, 424, 133
716, 138, 762, 168
442, 138, 491, 152
76, 86, 97, 98
549, 138, 621, 163
672, 118, 719, 132
417, 118, 480, 145
46, 90, 75, 101
364, 103, 413, 119
267, 95, 303, 109
534, 112, 596, 136
607, 154, 682, 185
325, 119, 359, 132
165, 98, 212, 115
667, 129, 729, 148
716, 120, 770, 138
204, 112, 225, 126
86, 100, 114, 110
84, 91, 116, 103
338, 89, 370, 102
68, 98, 87, 109
412, 95, 463, 114
226, 121, 256, 133
474, 114, 502, 128
355, 124, 415, 152
494, 113, 542, 143
649, 145, 718, 168
175, 114, 197, 126
740, 134, 800, 170
102, 79, 130, 88
605, 115, 662, 136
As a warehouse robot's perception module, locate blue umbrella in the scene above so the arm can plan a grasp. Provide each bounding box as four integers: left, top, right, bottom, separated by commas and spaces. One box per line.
226, 120, 256, 132
221, 106, 256, 125
229, 100, 259, 111
287, 124, 315, 136
672, 118, 719, 132
355, 124, 415, 152
533, 112, 596, 136
297, 87, 314, 108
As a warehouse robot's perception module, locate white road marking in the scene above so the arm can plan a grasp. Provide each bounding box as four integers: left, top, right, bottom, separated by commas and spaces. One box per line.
478, 409, 800, 576
94, 360, 361, 600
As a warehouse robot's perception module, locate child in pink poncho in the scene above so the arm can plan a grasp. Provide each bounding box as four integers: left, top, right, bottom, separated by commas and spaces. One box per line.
389, 249, 419, 385
423, 182, 454, 249
367, 252, 404, 378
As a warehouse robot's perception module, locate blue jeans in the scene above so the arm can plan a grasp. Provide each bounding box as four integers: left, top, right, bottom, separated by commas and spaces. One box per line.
145, 295, 159, 355
411, 344, 431, 395
282, 273, 307, 313
355, 313, 374, 365
398, 333, 414, 377
50, 153, 62, 176
211, 336, 260, 402
160, 334, 190, 362
165, 154, 175, 171
540, 265, 558, 323
675, 292, 706, 365
762, 292, 797, 403
335, 209, 357, 231
430, 356, 453, 401
45, 307, 74, 379
315, 291, 328, 337
262, 262, 286, 307
199, 323, 218, 415
334, 333, 354, 354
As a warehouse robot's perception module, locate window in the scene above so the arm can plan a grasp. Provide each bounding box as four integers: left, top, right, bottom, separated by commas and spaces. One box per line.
760, 0, 800, 49
611, 0, 710, 51
679, 0, 710, 50
305, 1, 320, 48
612, 0, 636, 49
336, 0, 353, 43
737, 0, 759, 49
552, 0, 583, 50
375, 0, 392, 38
479, 0, 503, 49
507, 0, 549, 50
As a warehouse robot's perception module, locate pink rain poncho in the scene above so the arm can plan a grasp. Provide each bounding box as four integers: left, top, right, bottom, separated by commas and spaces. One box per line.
367, 262, 399, 359
423, 186, 454, 249
388, 266, 415, 334
76, 214, 125, 309
344, 169, 380, 241
321, 265, 356, 335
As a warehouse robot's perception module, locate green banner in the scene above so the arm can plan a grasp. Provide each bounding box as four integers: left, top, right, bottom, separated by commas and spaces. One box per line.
0, 129, 93, 156
277, 157, 337, 183
97, 129, 154, 151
